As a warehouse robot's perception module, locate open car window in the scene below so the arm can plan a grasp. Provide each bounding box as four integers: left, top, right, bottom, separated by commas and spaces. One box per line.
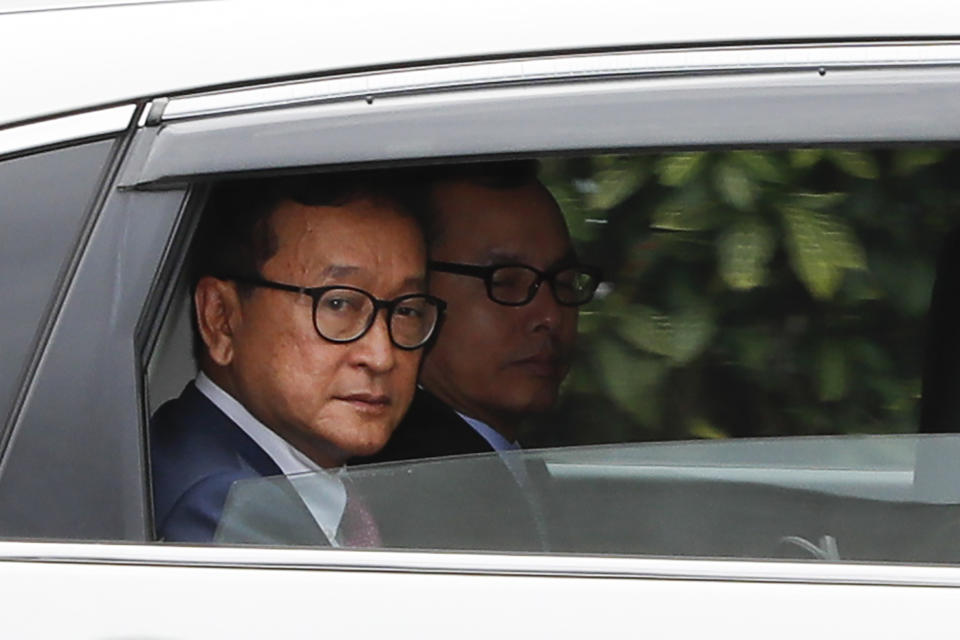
150, 147, 960, 440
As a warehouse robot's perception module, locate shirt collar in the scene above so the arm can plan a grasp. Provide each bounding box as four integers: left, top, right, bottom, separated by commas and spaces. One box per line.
194, 372, 346, 543
456, 411, 521, 452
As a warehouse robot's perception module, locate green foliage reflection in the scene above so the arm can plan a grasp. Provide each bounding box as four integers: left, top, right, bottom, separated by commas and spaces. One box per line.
529, 149, 960, 445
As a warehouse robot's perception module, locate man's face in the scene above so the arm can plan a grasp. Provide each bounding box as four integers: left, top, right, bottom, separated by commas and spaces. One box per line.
215, 198, 426, 466
420, 180, 578, 433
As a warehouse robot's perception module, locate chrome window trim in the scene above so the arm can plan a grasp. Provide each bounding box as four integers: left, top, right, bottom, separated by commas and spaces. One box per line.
1, 541, 960, 587
160, 42, 960, 122
0, 0, 210, 14
124, 65, 960, 188
0, 105, 136, 158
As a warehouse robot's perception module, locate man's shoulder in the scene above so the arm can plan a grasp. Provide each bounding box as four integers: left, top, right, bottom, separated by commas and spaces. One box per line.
150, 381, 281, 541
153, 383, 256, 472
352, 389, 493, 464
153, 382, 277, 465
157, 467, 257, 542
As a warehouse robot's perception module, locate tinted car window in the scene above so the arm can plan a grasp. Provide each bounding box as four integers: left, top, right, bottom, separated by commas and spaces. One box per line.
0, 140, 114, 432
530, 148, 960, 446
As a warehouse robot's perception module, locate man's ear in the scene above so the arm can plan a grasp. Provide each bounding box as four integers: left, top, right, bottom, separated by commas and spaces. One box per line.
195, 276, 242, 367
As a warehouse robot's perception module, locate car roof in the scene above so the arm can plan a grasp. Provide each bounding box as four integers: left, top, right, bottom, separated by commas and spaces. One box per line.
2, 0, 960, 127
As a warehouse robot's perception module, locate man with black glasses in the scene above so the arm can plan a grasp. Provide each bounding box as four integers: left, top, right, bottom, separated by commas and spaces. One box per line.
355, 162, 600, 464
151, 174, 443, 543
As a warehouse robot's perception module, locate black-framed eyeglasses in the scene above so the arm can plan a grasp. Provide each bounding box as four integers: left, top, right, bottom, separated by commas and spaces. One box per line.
429, 261, 602, 307
225, 275, 446, 350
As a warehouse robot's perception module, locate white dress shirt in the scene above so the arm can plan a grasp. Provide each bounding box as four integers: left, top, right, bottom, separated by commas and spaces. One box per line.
195, 372, 346, 545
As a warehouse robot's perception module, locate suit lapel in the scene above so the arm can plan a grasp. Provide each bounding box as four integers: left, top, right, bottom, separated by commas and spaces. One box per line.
180, 382, 282, 478
179, 383, 330, 544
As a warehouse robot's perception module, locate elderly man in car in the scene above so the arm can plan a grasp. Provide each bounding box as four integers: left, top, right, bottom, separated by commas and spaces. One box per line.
151, 174, 443, 544
355, 162, 600, 463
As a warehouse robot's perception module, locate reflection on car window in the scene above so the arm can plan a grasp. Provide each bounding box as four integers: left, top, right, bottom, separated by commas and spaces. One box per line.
530, 149, 960, 446
0, 141, 115, 430
220, 435, 960, 563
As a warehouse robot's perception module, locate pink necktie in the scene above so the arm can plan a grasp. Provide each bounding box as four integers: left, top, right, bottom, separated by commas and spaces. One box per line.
340, 483, 382, 548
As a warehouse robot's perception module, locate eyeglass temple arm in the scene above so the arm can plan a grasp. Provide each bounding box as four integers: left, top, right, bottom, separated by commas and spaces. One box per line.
427, 261, 491, 278
222, 274, 313, 296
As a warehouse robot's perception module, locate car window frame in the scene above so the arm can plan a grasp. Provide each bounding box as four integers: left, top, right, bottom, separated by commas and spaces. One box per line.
119, 41, 960, 189
0, 104, 138, 460
135, 45, 960, 573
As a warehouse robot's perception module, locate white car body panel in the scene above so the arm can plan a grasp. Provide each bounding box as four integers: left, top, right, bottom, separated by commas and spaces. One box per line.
1, 542, 959, 638
3, 0, 960, 126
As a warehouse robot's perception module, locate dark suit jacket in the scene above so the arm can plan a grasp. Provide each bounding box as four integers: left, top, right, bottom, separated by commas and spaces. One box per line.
151, 382, 323, 544
350, 388, 551, 551
353, 388, 494, 464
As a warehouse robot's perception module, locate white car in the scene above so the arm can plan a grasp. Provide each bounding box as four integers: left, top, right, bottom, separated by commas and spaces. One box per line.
4, 0, 960, 637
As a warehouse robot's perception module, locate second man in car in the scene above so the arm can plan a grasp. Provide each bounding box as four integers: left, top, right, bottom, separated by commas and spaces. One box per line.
355, 162, 600, 463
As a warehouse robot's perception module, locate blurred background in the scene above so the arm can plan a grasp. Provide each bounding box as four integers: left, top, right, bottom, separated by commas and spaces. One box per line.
526, 148, 960, 446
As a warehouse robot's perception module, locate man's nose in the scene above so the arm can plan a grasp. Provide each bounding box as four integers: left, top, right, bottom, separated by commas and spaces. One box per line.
525, 280, 564, 333
351, 311, 397, 372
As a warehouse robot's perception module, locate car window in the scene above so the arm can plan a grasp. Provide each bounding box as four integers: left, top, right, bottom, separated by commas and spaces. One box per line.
220, 434, 960, 563
0, 140, 115, 435
152, 145, 960, 562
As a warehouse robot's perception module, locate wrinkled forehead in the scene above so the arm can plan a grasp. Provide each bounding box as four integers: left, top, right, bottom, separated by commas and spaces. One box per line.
265, 198, 426, 286
430, 181, 571, 264
269, 194, 417, 236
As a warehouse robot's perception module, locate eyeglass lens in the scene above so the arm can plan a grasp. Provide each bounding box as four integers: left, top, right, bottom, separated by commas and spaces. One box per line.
388, 296, 440, 347
489, 266, 598, 305
314, 288, 440, 347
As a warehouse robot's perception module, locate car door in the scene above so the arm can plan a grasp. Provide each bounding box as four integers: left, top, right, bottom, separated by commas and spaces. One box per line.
3, 36, 960, 639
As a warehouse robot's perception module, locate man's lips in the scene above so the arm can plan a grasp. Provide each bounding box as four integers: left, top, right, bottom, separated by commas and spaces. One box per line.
335, 392, 392, 412
510, 353, 566, 377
